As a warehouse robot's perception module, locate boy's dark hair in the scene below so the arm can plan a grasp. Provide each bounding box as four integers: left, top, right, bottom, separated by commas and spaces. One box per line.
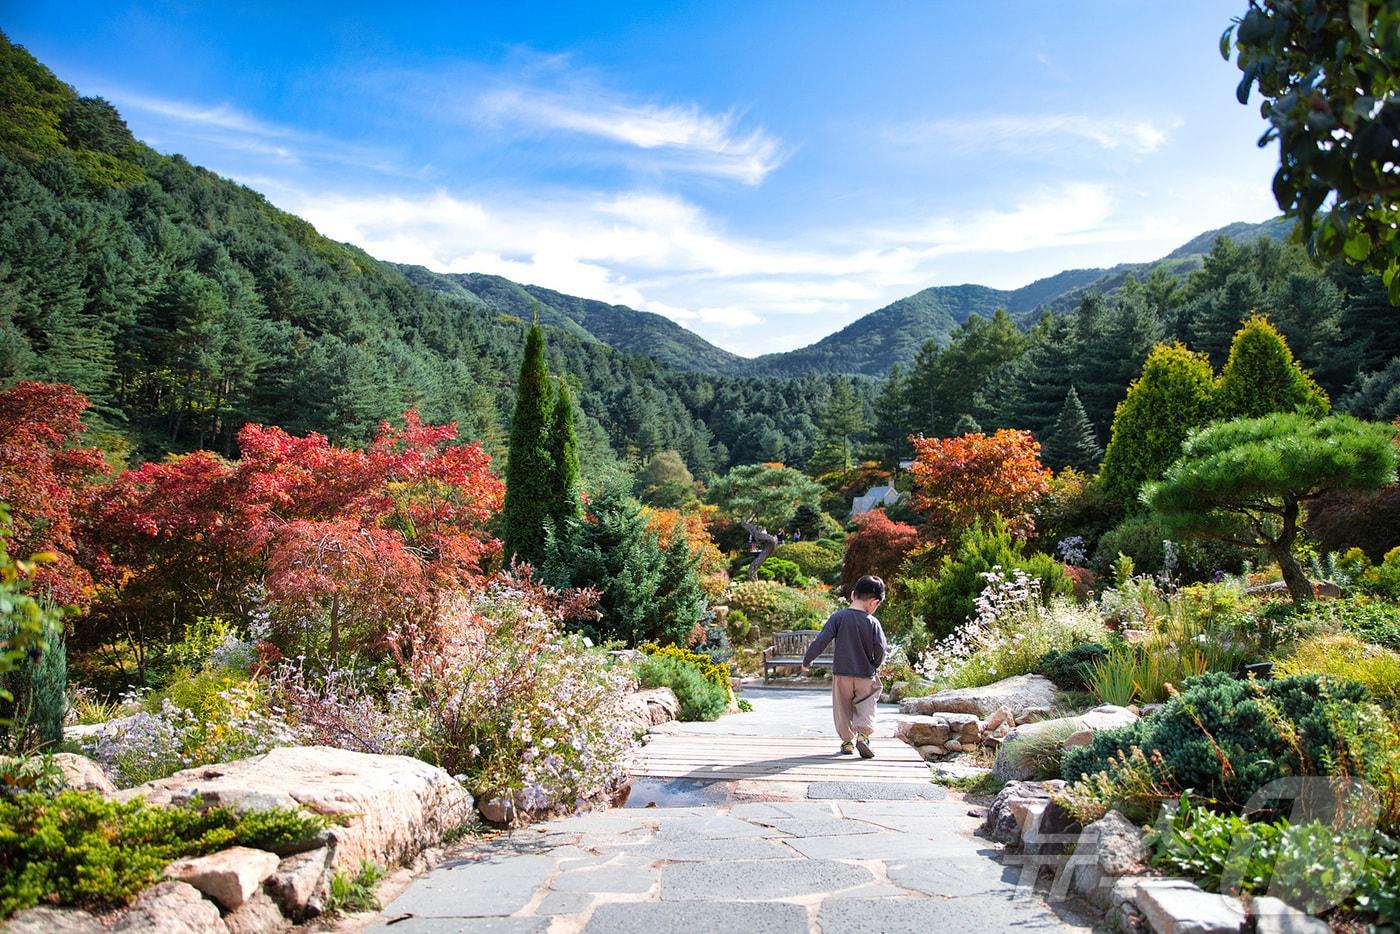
852, 575, 886, 600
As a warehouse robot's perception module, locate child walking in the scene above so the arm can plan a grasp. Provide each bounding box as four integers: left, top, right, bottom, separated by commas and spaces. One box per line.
801, 575, 889, 758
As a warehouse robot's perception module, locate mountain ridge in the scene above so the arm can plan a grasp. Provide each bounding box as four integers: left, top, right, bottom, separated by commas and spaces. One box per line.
405, 216, 1293, 379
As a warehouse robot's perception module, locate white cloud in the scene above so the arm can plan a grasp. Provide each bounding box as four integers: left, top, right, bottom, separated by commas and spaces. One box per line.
259, 169, 1274, 357
103, 89, 405, 174
898, 113, 1171, 156
472, 82, 785, 185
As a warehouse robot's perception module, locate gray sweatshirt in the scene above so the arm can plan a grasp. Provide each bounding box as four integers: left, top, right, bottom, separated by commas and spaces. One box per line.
802, 607, 889, 678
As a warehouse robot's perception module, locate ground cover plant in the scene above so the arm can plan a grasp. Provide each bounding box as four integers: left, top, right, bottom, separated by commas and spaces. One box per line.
0, 784, 327, 917
1061, 673, 1400, 827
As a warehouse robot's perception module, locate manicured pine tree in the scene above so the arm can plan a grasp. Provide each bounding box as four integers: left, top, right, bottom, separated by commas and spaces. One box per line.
1043, 386, 1103, 472
502, 319, 556, 568
1215, 315, 1329, 420
1099, 342, 1217, 509
545, 376, 581, 536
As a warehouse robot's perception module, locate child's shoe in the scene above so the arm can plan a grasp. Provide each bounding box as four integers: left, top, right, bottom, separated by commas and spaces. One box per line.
839, 740, 855, 755
854, 732, 875, 759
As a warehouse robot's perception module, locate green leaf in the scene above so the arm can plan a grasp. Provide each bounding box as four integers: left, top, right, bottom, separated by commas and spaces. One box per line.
1349, 0, 1370, 39
1344, 230, 1373, 260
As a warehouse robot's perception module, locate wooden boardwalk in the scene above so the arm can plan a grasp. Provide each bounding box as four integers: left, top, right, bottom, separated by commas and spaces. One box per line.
632, 731, 933, 784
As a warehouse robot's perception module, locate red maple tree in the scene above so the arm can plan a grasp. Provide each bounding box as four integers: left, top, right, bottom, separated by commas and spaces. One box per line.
840, 508, 920, 591
86, 410, 504, 661
0, 382, 109, 608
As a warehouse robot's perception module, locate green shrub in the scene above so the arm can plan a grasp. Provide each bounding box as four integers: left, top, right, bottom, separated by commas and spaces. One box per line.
1364, 546, 1400, 599
1276, 634, 1400, 713
757, 557, 810, 588
726, 580, 835, 633
1092, 514, 1250, 581
639, 643, 730, 693
0, 622, 66, 753
1036, 643, 1109, 690
634, 655, 728, 721
0, 790, 327, 916
773, 542, 841, 583
909, 519, 1071, 639
724, 608, 751, 641
1062, 673, 1381, 814
1262, 595, 1400, 651
1147, 795, 1399, 922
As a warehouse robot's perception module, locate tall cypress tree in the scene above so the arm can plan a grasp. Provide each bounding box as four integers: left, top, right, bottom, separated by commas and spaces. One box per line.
545, 375, 581, 535
502, 321, 555, 568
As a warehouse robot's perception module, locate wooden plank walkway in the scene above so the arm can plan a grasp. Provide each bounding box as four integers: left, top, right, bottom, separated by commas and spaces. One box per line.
632, 732, 933, 784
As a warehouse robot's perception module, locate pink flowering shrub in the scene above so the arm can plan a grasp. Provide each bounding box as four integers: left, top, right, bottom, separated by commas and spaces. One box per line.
271, 571, 636, 819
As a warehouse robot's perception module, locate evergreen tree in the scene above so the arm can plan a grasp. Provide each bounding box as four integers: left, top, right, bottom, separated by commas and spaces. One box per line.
656, 533, 709, 645
1042, 386, 1102, 472
1100, 342, 1217, 509
951, 413, 982, 435
546, 481, 681, 645
872, 362, 914, 465
502, 321, 555, 568
810, 377, 866, 474
1215, 315, 1329, 420
545, 376, 581, 536
1075, 293, 1163, 443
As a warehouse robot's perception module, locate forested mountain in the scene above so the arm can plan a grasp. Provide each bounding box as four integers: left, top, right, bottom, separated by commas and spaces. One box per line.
2, 31, 1396, 488
395, 218, 1292, 381
399, 267, 747, 375
0, 32, 868, 476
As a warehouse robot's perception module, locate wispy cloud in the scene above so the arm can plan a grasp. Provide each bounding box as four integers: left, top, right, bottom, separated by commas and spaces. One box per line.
896, 113, 1171, 156
104, 89, 407, 174
468, 67, 786, 184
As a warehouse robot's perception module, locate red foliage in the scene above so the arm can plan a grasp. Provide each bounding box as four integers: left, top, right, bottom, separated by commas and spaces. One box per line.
85, 410, 504, 654
908, 429, 1052, 542
840, 508, 920, 591
0, 382, 109, 607
1063, 565, 1098, 600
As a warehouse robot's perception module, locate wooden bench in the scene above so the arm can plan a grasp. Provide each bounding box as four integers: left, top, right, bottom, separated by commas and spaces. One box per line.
763, 630, 833, 683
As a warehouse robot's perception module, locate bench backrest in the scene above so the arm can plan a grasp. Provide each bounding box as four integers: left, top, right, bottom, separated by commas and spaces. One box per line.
772, 630, 832, 658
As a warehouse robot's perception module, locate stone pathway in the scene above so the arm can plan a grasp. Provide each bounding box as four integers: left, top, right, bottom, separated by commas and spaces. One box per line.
367, 687, 1093, 933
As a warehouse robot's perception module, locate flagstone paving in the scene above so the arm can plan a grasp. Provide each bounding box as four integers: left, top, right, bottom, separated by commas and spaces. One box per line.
367, 687, 1094, 933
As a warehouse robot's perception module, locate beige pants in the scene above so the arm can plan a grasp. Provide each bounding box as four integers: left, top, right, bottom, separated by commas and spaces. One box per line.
831, 675, 881, 740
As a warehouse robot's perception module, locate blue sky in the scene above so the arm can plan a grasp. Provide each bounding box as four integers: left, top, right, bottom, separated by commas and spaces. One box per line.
8, 2, 1280, 356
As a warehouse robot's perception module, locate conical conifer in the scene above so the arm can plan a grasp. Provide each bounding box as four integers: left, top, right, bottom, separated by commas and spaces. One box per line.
1044, 386, 1103, 472
502, 320, 555, 568
1215, 314, 1329, 420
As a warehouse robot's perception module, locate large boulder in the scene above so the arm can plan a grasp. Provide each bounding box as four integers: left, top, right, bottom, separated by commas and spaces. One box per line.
894, 712, 979, 749
983, 780, 1067, 847
110, 881, 226, 933
899, 674, 1059, 720
1068, 810, 1150, 908
166, 847, 280, 910
621, 687, 681, 733
52, 753, 118, 796
992, 705, 1138, 781
119, 746, 474, 871
2, 907, 105, 933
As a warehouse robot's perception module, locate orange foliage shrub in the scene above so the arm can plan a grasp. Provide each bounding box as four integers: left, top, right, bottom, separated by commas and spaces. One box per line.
643, 504, 729, 597
908, 429, 1052, 542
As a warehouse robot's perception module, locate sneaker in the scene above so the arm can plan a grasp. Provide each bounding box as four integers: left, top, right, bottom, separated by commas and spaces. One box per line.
839, 740, 855, 755
854, 732, 875, 759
